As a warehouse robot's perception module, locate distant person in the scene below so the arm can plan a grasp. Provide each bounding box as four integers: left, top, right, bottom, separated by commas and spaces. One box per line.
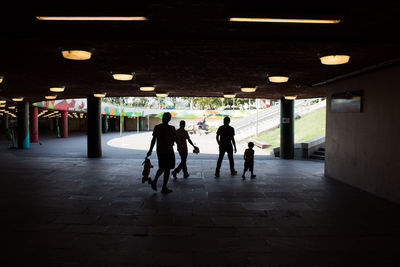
242, 142, 256, 179
215, 116, 237, 177
147, 112, 176, 194
172, 120, 199, 179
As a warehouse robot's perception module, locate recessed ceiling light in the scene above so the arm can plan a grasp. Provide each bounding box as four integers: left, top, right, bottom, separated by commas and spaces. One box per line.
268, 76, 289, 83
320, 55, 350, 65
62, 50, 92, 60
8, 106, 15, 109
0, 100, 6, 104
241, 87, 257, 93
284, 95, 297, 100
36, 16, 148, 21
112, 73, 134, 81
0, 76, 4, 83
223, 93, 236, 98
0, 105, 5, 108
94, 93, 106, 98
229, 17, 340, 24
140, 86, 155, 92
12, 97, 24, 102
156, 92, 168, 97
45, 95, 57, 100
50, 87, 65, 92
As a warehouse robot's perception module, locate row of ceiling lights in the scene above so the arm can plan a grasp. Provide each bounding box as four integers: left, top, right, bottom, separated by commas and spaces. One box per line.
0, 15, 350, 103
59, 50, 350, 100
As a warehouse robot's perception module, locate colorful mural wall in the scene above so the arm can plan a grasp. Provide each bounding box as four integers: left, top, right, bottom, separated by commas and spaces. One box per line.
34, 99, 255, 118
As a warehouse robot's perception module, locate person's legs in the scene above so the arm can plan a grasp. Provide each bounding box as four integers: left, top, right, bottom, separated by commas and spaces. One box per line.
227, 147, 236, 174
180, 152, 189, 177
215, 148, 225, 177
161, 169, 173, 193
173, 154, 183, 175
250, 162, 256, 178
242, 162, 249, 179
150, 168, 164, 191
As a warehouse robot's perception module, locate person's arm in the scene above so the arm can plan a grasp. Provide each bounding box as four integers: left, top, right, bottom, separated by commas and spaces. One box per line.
187, 136, 197, 148
147, 136, 156, 157
231, 128, 237, 153
216, 133, 220, 145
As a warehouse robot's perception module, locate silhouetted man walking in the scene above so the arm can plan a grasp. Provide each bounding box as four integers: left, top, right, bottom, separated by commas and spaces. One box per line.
215, 116, 237, 177
147, 112, 176, 193
172, 120, 199, 179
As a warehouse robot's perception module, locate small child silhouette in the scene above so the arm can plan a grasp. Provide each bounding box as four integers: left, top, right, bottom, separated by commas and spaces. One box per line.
242, 142, 256, 179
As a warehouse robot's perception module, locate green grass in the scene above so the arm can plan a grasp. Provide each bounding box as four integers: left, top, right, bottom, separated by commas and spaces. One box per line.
250, 107, 326, 151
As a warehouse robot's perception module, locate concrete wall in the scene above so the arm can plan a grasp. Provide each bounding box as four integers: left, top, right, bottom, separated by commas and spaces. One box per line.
325, 64, 400, 203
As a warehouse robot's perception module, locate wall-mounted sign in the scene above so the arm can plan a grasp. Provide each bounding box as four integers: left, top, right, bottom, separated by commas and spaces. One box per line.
331, 90, 363, 113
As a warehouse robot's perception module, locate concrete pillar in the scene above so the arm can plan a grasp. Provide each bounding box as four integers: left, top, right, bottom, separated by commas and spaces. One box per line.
17, 101, 30, 149
280, 97, 294, 159
30, 105, 38, 143
2, 114, 8, 129
87, 95, 102, 158
102, 116, 108, 133
61, 110, 68, 138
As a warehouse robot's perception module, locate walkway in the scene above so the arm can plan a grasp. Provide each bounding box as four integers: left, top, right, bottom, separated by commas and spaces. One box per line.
1, 134, 400, 266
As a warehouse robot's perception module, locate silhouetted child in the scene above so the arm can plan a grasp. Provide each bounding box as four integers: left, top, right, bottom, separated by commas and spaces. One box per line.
242, 142, 256, 179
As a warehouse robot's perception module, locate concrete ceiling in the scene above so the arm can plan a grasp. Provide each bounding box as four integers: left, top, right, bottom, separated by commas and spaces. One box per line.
0, 0, 399, 102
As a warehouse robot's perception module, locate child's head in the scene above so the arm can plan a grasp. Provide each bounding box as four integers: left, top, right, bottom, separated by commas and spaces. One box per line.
179, 120, 186, 128
248, 142, 254, 149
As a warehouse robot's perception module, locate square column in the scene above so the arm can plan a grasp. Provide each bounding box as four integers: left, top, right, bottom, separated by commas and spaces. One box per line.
87, 96, 102, 158
17, 101, 30, 149
280, 97, 294, 159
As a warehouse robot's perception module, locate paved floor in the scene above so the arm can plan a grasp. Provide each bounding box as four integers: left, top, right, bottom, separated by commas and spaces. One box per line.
1, 133, 400, 266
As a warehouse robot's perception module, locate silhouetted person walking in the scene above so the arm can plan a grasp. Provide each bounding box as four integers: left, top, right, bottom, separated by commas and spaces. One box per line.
242, 142, 256, 179
215, 116, 237, 177
147, 112, 176, 194
172, 120, 199, 179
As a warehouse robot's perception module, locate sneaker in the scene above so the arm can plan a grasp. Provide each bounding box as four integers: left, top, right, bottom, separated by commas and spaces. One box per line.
251, 174, 256, 179
161, 188, 173, 194
172, 171, 177, 179
150, 180, 157, 191
215, 171, 220, 178
231, 170, 237, 175
242, 175, 245, 180
183, 173, 190, 178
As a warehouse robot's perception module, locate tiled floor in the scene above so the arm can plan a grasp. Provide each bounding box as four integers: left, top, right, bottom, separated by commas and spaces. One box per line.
1, 134, 400, 266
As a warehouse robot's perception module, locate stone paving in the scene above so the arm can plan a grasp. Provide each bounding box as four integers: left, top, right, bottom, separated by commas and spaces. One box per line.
1, 134, 400, 266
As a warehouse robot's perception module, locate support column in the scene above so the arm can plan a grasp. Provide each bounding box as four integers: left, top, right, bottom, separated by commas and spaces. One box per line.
30, 105, 38, 143
101, 116, 108, 133
87, 95, 102, 158
280, 97, 294, 159
2, 114, 8, 130
17, 101, 30, 149
61, 110, 68, 138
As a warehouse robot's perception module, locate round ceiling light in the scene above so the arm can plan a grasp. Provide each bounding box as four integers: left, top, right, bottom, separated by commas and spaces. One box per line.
50, 87, 65, 93
223, 93, 236, 98
12, 97, 24, 102
61, 50, 92, 60
0, 100, 6, 104
284, 95, 297, 100
0, 76, 4, 83
140, 86, 155, 92
112, 73, 134, 81
156, 92, 168, 97
268, 76, 289, 83
319, 55, 350, 65
45, 95, 57, 100
94, 93, 107, 98
241, 87, 257, 93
